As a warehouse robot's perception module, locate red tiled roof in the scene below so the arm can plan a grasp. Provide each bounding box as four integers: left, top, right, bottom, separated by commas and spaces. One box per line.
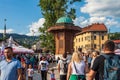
76, 23, 107, 35
113, 40, 120, 43
84, 23, 107, 31
77, 23, 107, 35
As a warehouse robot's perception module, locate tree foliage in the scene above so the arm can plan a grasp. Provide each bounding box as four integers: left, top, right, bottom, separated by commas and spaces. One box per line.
0, 38, 3, 41
110, 32, 120, 40
38, 0, 81, 53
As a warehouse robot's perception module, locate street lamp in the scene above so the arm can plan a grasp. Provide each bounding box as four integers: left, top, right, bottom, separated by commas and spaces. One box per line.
108, 28, 111, 40
32, 30, 35, 42
2, 19, 8, 47
32, 30, 35, 37
31, 30, 36, 47
3, 19, 7, 40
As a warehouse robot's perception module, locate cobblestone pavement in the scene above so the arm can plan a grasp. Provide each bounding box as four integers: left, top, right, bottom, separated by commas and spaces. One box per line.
0, 62, 88, 80
26, 62, 60, 80
33, 70, 41, 80
32, 72, 88, 80
47, 62, 60, 80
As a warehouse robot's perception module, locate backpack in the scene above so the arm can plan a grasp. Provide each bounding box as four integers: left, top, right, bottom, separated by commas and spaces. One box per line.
61, 59, 68, 73
102, 54, 120, 80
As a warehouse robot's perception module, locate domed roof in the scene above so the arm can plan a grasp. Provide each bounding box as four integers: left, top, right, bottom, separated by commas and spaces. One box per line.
56, 16, 73, 23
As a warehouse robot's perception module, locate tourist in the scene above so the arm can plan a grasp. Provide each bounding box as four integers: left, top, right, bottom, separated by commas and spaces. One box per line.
58, 53, 69, 80
90, 51, 99, 80
0, 47, 22, 80
67, 51, 87, 80
88, 40, 120, 80
38, 56, 49, 80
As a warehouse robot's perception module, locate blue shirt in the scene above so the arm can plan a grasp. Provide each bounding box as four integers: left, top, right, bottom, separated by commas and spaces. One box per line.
0, 58, 21, 80
50, 73, 55, 78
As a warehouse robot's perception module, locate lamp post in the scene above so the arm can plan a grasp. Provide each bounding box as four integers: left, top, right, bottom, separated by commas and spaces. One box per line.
32, 30, 35, 43
31, 30, 36, 49
32, 30, 35, 37
3, 19, 7, 40
108, 28, 111, 40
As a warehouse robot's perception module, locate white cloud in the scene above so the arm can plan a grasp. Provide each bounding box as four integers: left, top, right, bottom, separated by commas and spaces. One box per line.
74, 17, 106, 27
73, 16, 120, 29
105, 18, 119, 28
26, 18, 45, 36
0, 29, 14, 33
75, 0, 120, 30
89, 17, 106, 23
81, 0, 120, 17
73, 16, 86, 27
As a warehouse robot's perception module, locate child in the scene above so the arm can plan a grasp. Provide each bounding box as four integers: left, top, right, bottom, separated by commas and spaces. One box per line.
27, 64, 34, 80
48, 68, 56, 80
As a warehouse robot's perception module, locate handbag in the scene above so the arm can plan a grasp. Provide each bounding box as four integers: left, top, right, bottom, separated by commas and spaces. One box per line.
73, 61, 86, 80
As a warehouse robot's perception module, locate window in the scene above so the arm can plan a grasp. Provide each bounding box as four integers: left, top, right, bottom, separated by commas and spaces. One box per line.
82, 38, 83, 41
91, 36, 93, 40
94, 32, 96, 34
88, 36, 90, 41
85, 37, 86, 40
102, 36, 104, 40
85, 45, 88, 48
94, 44, 96, 48
94, 36, 96, 40
76, 39, 77, 42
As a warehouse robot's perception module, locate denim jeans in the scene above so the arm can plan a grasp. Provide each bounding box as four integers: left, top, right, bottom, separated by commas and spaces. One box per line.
41, 71, 47, 80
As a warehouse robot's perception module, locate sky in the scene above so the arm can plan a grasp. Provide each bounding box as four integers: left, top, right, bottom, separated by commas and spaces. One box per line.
0, 0, 120, 36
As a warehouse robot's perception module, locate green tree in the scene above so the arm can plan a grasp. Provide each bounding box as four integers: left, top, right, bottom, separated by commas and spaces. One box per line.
38, 0, 81, 53
110, 32, 120, 40
0, 38, 3, 41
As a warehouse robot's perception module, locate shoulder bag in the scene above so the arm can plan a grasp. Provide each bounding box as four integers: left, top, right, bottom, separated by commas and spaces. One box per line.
73, 61, 86, 80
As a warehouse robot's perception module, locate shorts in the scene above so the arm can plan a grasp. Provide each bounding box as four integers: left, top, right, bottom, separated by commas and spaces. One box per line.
69, 74, 86, 80
51, 78, 55, 80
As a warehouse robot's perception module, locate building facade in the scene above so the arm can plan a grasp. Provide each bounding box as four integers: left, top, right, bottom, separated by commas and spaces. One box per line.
74, 23, 108, 52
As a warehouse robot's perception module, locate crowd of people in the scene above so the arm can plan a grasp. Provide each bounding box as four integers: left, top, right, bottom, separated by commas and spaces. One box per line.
0, 40, 120, 80
0, 46, 56, 80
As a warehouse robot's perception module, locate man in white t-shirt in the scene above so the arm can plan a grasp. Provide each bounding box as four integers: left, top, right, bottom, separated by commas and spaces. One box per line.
38, 56, 49, 80
58, 53, 69, 80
